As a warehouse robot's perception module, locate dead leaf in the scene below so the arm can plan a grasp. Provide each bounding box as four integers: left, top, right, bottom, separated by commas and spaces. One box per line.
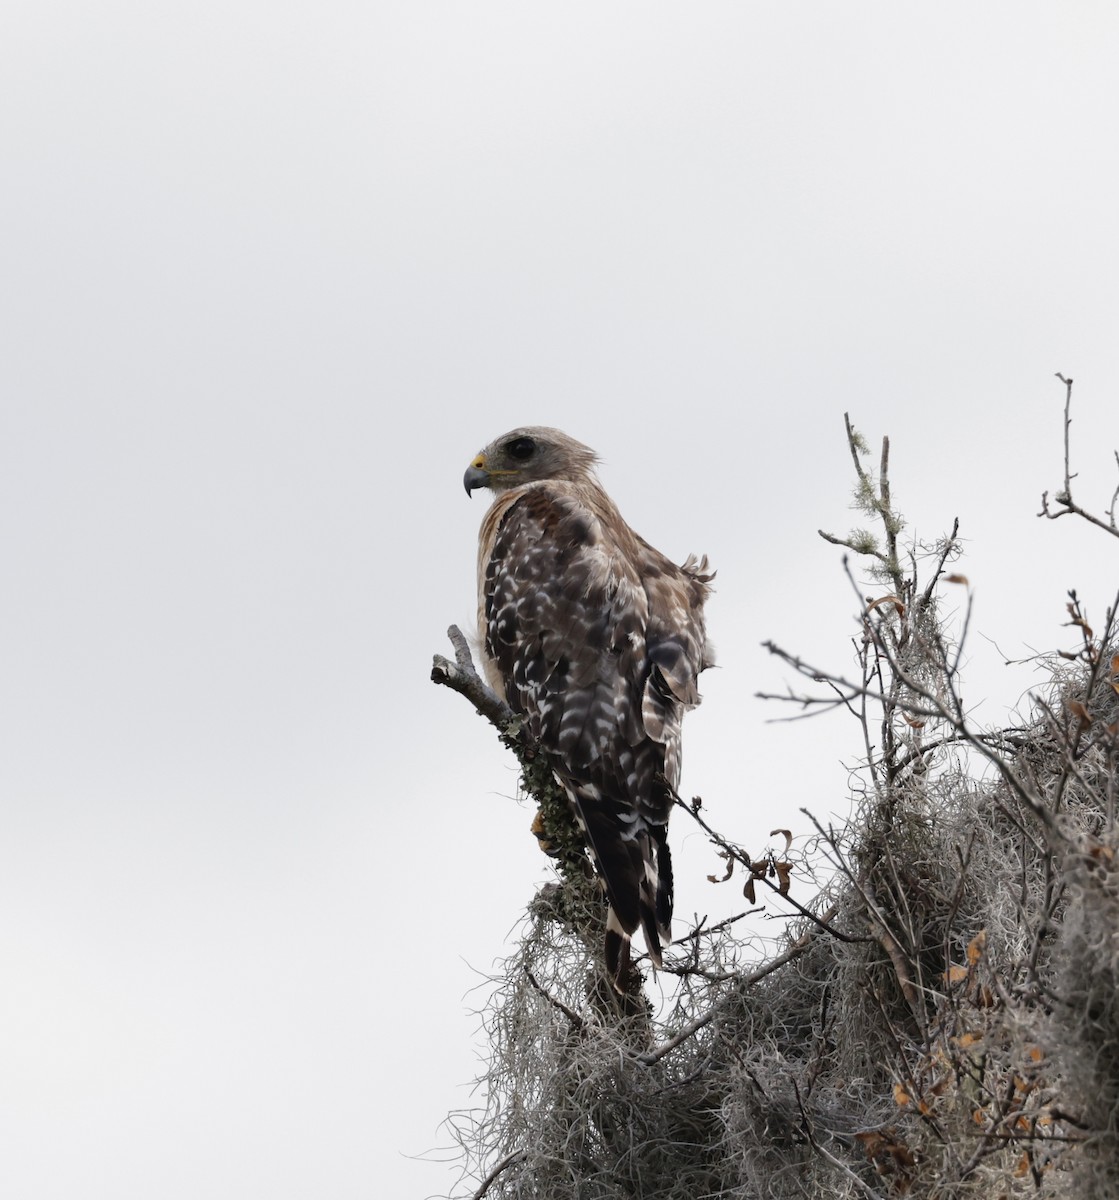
893, 1082, 912, 1108
773, 861, 792, 896
887, 1141, 916, 1169
1066, 602, 1093, 639
944, 964, 969, 985
707, 852, 734, 884
1014, 1152, 1031, 1179
966, 930, 986, 965
769, 828, 793, 852
927, 1072, 951, 1097
530, 812, 558, 856
855, 1129, 916, 1174
945, 573, 969, 585
854, 1130, 887, 1157
1088, 842, 1115, 869
1066, 698, 1092, 728
743, 878, 756, 905
868, 594, 906, 618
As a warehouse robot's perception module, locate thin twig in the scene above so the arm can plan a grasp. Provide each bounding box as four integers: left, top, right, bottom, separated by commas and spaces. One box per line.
471, 1150, 527, 1200
793, 1079, 889, 1200
1039, 375, 1119, 539
635, 915, 833, 1066
674, 794, 868, 943
524, 969, 586, 1032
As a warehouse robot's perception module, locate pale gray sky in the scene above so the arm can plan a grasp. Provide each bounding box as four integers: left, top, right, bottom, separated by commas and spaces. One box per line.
2, 4, 1118, 1198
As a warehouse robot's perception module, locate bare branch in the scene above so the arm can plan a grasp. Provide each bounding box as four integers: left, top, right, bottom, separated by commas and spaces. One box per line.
1039, 375, 1119, 538
524, 969, 586, 1033
470, 1150, 527, 1200
431, 624, 516, 730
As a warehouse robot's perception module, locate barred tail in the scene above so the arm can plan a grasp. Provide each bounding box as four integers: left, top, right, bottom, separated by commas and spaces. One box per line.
603, 829, 674, 993
562, 782, 674, 993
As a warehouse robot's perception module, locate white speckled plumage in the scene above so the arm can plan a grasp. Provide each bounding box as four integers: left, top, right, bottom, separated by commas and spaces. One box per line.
465, 427, 713, 989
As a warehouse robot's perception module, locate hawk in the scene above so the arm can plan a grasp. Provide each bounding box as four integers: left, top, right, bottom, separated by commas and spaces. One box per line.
464, 426, 713, 989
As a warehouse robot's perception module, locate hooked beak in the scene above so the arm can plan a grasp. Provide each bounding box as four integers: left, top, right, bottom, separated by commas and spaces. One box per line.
463, 465, 489, 497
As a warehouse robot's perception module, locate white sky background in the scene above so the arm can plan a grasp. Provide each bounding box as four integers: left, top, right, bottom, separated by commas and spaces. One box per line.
2, 3, 1118, 1197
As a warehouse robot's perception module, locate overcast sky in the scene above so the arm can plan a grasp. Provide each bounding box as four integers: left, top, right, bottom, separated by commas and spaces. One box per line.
3, 4, 1118, 1198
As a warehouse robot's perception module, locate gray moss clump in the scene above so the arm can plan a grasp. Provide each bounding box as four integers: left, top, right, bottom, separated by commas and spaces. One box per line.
450, 654, 1118, 1199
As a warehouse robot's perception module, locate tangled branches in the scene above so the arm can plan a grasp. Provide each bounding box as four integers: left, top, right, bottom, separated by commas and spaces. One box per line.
433, 380, 1119, 1199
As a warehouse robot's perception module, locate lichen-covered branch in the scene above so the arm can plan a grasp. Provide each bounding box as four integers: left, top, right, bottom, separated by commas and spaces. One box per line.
431, 624, 515, 730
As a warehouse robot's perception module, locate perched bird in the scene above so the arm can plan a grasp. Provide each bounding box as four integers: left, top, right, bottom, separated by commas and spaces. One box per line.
464, 426, 713, 989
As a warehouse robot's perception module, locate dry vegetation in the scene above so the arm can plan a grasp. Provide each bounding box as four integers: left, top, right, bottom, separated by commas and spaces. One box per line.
432, 378, 1119, 1199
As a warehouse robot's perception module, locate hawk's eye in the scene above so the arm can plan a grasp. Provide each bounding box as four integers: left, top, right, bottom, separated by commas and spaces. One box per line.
506, 436, 536, 461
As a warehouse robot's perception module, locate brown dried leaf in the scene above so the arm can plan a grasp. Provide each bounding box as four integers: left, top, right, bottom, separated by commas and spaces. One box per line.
530, 812, 562, 857
868, 594, 906, 618
966, 930, 986, 965
707, 853, 734, 884
893, 1082, 911, 1108
855, 1129, 916, 1172
1066, 602, 1093, 638
773, 861, 792, 896
1110, 654, 1119, 695
945, 573, 969, 585
854, 1130, 887, 1157
1014, 1152, 1031, 1179
888, 1141, 916, 1169
1088, 841, 1115, 869
944, 964, 969, 985
769, 828, 793, 852
743, 877, 756, 905
1066, 698, 1092, 728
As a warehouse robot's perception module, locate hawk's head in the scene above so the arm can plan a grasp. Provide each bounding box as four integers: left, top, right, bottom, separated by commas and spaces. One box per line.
464, 427, 599, 496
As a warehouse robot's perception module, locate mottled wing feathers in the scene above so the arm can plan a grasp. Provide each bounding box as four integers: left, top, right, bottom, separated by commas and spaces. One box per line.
478, 476, 711, 985
484, 486, 646, 757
